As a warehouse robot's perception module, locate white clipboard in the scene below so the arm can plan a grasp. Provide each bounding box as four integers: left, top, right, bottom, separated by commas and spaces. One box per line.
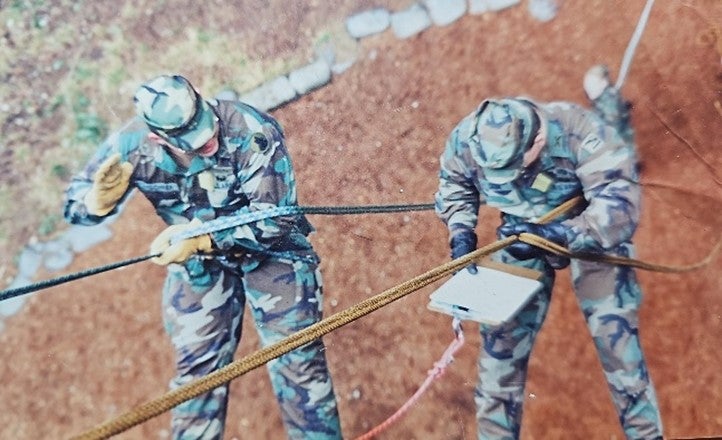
428, 261, 544, 325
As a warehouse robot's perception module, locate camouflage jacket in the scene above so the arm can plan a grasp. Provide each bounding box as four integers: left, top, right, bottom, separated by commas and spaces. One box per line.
64, 100, 317, 271
435, 99, 641, 253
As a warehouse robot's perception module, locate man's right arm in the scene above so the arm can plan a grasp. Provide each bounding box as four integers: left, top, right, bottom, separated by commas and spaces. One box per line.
434, 129, 481, 238
64, 129, 139, 225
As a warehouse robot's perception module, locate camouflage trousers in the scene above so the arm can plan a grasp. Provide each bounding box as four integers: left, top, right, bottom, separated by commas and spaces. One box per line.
161, 256, 342, 440
475, 244, 663, 440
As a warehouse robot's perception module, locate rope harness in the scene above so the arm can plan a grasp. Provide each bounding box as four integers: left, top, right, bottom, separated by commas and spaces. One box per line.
69, 196, 722, 439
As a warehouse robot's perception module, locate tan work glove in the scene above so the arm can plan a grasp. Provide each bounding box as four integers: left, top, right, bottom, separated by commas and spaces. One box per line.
84, 153, 133, 216
150, 219, 213, 265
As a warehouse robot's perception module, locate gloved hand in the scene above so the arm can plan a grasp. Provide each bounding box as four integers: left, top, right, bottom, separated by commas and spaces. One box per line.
150, 219, 213, 265
497, 221, 570, 269
84, 153, 133, 216
450, 228, 478, 274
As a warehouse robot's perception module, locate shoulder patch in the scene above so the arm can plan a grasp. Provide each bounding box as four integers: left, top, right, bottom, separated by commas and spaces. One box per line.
581, 132, 603, 154
250, 132, 270, 153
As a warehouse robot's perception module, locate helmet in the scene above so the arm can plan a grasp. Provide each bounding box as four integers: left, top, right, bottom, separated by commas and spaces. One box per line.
133, 74, 218, 151
467, 98, 539, 184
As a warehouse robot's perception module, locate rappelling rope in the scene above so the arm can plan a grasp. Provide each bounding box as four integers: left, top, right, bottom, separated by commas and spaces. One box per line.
0, 203, 434, 302
0, 254, 160, 302
74, 197, 719, 439
616, 0, 656, 90
171, 203, 435, 242
519, 232, 722, 273
352, 198, 721, 439
71, 235, 516, 440
71, 198, 582, 440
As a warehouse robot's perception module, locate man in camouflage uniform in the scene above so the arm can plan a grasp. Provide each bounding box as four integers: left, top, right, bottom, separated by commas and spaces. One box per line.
434, 66, 663, 440
64, 74, 342, 440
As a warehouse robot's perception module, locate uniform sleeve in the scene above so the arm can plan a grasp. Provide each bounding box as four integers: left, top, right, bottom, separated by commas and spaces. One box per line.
209, 121, 304, 253
434, 129, 482, 239
561, 118, 641, 252
63, 129, 138, 226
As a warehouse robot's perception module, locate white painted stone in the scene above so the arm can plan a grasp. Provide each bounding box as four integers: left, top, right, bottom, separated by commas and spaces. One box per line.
346, 8, 391, 39
488, 0, 521, 12
469, 0, 490, 15
41, 239, 73, 272
528, 0, 559, 22
288, 59, 332, 95
240, 76, 297, 112
424, 0, 467, 26
0, 277, 30, 317
17, 244, 43, 279
63, 223, 112, 253
391, 4, 432, 39
214, 89, 239, 101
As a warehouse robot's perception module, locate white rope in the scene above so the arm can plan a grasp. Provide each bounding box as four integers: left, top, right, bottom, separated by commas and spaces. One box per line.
616, 0, 656, 89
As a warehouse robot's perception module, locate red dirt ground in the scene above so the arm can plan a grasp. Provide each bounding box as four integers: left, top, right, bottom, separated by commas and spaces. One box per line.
1, 1, 721, 439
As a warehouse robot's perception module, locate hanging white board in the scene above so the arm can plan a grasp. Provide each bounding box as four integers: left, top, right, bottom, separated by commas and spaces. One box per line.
428, 262, 544, 325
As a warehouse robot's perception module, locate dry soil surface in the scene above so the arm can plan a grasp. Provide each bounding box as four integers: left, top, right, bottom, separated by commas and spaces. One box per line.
1, 1, 721, 439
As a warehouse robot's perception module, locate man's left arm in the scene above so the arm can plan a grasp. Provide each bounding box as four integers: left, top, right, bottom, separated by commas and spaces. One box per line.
562, 123, 641, 253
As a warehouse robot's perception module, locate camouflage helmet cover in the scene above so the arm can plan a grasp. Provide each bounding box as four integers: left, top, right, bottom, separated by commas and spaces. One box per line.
467, 98, 539, 184
133, 74, 218, 151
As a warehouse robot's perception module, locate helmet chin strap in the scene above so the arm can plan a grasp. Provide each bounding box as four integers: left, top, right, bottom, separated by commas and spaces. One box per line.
522, 110, 547, 167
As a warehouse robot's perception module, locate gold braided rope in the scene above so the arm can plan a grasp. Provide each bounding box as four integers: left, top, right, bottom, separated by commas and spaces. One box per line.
71, 236, 517, 440
71, 196, 720, 439
519, 232, 722, 272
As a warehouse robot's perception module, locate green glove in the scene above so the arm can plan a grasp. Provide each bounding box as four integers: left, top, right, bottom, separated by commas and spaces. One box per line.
84, 153, 133, 216
150, 219, 213, 265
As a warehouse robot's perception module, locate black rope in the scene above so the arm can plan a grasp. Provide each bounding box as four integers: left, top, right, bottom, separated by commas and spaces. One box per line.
0, 203, 435, 301
0, 254, 160, 302
299, 203, 434, 215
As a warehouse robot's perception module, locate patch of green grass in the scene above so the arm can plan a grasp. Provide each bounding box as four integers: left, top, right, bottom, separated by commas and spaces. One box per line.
9, 0, 41, 12
73, 64, 97, 82
0, 187, 10, 237
197, 29, 213, 45
51, 164, 70, 180
39, 94, 64, 118
316, 31, 333, 45
108, 67, 126, 89
71, 93, 108, 145
38, 214, 60, 237
312, 22, 360, 65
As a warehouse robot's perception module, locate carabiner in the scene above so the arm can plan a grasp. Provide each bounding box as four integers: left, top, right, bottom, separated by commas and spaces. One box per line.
451, 316, 463, 339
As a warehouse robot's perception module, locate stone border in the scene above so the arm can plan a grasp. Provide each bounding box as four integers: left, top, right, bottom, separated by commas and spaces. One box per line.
235, 0, 549, 112
0, 0, 559, 325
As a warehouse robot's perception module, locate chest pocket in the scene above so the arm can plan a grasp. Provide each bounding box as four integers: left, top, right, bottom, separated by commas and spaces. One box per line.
516, 170, 548, 207
544, 166, 582, 207
515, 156, 582, 210
198, 166, 240, 208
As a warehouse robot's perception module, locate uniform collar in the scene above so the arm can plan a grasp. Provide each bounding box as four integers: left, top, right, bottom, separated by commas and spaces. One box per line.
535, 106, 573, 159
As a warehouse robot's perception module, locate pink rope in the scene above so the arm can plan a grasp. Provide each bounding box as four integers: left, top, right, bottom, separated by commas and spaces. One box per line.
355, 329, 466, 440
